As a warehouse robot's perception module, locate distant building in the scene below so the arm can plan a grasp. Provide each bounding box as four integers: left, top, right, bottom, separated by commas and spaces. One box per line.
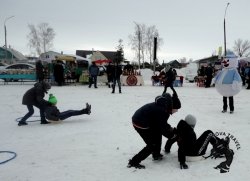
194, 55, 221, 68
163, 60, 182, 69
0, 47, 26, 63
76, 50, 116, 62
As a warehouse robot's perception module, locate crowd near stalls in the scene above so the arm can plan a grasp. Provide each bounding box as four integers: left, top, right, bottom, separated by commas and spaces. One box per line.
35, 55, 89, 86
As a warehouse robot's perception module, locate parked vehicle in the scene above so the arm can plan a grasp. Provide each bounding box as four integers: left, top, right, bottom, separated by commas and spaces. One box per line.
4, 63, 35, 70
0, 63, 35, 82
185, 63, 198, 82
0, 62, 8, 70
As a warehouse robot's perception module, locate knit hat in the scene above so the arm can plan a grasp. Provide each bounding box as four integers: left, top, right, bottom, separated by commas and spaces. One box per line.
185, 114, 196, 128
48, 94, 57, 105
155, 93, 173, 110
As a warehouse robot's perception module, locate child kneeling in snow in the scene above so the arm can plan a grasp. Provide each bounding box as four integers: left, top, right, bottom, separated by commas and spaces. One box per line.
165, 114, 234, 173
45, 94, 91, 122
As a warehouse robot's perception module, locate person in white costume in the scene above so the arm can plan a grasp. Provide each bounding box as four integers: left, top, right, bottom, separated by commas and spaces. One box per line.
214, 53, 242, 113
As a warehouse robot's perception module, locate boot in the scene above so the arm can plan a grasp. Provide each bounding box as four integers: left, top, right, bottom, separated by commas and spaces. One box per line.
127, 159, 145, 169
41, 120, 50, 124
18, 121, 28, 126
119, 89, 121, 94
152, 153, 163, 160
82, 103, 91, 115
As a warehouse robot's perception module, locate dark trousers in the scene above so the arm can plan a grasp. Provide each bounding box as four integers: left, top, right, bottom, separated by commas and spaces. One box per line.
205, 76, 212, 87
89, 76, 97, 88
21, 105, 46, 123
130, 126, 162, 164
163, 82, 175, 94
223, 96, 234, 111
59, 110, 84, 120
191, 130, 217, 155
112, 77, 121, 92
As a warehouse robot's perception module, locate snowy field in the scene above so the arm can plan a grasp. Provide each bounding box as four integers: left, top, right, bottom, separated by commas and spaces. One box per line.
0, 69, 250, 181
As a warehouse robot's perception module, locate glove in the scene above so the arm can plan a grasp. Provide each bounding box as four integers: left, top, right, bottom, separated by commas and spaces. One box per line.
180, 162, 188, 169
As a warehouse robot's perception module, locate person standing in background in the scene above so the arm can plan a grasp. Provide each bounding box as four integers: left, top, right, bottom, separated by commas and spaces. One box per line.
88, 62, 99, 88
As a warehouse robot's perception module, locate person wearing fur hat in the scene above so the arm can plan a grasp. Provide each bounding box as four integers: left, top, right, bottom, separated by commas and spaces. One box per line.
165, 114, 234, 172
127, 91, 181, 169
18, 81, 52, 126
44, 94, 91, 122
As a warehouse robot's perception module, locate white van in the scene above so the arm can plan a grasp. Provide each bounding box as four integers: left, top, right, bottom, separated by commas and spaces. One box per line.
185, 63, 198, 82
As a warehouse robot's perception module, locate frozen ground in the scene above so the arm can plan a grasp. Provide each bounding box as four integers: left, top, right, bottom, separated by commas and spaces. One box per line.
0, 69, 250, 181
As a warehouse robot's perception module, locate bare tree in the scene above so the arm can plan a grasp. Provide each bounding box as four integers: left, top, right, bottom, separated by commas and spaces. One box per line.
145, 25, 163, 64
27, 23, 55, 56
233, 39, 250, 57
129, 23, 163, 68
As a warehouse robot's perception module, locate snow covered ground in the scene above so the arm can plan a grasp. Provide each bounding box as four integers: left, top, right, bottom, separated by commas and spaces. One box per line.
1, 69, 250, 181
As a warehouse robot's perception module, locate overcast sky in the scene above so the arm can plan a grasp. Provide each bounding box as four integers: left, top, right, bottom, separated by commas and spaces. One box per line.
0, 0, 249, 62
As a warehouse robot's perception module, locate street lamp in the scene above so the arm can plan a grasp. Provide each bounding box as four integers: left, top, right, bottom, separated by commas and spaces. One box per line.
133, 22, 141, 69
4, 15, 15, 61
223, 3, 230, 56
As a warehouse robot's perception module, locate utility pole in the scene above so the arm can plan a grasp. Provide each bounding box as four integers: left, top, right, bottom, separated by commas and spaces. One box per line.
133, 22, 141, 69
224, 3, 230, 56
4, 16, 15, 61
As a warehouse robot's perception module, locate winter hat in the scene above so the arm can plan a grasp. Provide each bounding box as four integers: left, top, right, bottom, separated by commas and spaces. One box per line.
48, 94, 57, 105
155, 93, 173, 110
185, 114, 197, 128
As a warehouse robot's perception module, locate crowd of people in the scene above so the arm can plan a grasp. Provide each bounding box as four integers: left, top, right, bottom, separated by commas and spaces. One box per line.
20, 58, 244, 173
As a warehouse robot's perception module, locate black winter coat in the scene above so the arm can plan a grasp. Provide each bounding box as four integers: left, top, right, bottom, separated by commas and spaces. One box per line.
111, 65, 122, 79
176, 120, 197, 163
45, 105, 60, 121
132, 102, 173, 138
22, 82, 50, 108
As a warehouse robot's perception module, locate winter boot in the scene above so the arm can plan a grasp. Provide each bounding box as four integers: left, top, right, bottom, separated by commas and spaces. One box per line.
152, 153, 163, 161
127, 159, 145, 169
18, 121, 28, 126
41, 120, 50, 124
82, 103, 91, 115
119, 89, 122, 94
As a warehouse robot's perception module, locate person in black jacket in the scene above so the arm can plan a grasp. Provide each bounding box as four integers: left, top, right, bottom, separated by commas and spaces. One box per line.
165, 114, 234, 172
53, 61, 65, 86
88, 62, 99, 88
44, 94, 91, 122
111, 63, 123, 93
18, 81, 52, 126
35, 60, 45, 82
106, 62, 113, 88
127, 91, 181, 169
162, 65, 176, 94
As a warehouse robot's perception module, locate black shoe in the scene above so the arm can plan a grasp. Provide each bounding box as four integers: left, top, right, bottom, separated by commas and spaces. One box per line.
85, 103, 91, 115
230, 111, 234, 114
119, 90, 122, 94
41, 120, 50, 124
153, 154, 163, 160
127, 160, 145, 169
111, 90, 115, 93
18, 121, 28, 126
221, 110, 227, 113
